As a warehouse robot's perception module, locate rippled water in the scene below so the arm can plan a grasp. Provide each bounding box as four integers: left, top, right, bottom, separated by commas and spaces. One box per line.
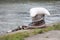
0, 1, 60, 34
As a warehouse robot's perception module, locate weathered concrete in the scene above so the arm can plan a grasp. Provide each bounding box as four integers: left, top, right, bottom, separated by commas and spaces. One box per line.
25, 30, 60, 40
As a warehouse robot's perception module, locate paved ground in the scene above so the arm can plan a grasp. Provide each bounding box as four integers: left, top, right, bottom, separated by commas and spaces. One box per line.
25, 30, 60, 40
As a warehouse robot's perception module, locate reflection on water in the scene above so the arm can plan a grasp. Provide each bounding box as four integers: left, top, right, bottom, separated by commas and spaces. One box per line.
0, 1, 60, 34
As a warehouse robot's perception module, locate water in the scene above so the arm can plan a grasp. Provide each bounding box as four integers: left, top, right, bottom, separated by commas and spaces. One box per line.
0, 1, 60, 34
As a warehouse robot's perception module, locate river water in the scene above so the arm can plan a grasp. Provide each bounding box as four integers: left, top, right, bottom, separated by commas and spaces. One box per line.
0, 1, 60, 34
